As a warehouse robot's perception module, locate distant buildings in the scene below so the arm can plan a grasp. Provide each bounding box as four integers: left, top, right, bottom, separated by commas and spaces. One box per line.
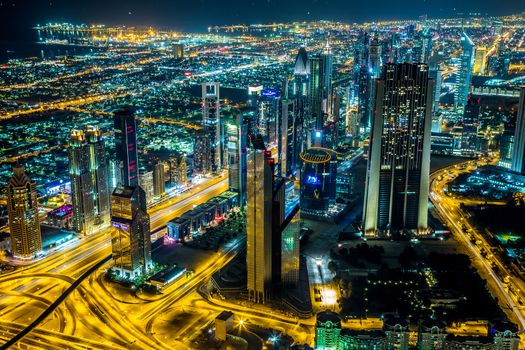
455, 33, 476, 110
202, 82, 222, 172
114, 107, 139, 187
363, 63, 433, 237
7, 164, 42, 259
68, 126, 110, 235
110, 184, 152, 279
193, 131, 213, 176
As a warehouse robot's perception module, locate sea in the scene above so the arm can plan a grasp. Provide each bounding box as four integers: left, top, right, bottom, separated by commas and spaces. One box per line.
0, 40, 103, 63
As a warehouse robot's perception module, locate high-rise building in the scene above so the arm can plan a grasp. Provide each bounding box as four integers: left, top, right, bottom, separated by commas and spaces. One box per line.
193, 131, 212, 176
384, 318, 410, 350
473, 46, 488, 75
511, 89, 525, 174
280, 208, 300, 287
363, 63, 433, 237
225, 116, 248, 204
428, 56, 443, 113
68, 127, 110, 235
308, 46, 333, 137
461, 96, 481, 156
299, 147, 337, 213
202, 82, 222, 172
257, 89, 281, 147
246, 135, 274, 303
111, 185, 152, 279
169, 154, 187, 186
499, 129, 514, 169
139, 170, 154, 205
153, 162, 166, 199
455, 33, 476, 110
280, 97, 300, 176
114, 107, 139, 187
7, 165, 42, 258
315, 310, 342, 350
291, 47, 309, 172
418, 320, 447, 350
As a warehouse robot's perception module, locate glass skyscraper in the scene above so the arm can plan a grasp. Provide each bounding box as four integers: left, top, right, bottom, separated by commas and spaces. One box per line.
363, 63, 434, 237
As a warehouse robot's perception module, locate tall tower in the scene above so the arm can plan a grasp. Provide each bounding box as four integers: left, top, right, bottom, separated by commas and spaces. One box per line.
308, 47, 333, 139
246, 135, 274, 303
455, 33, 476, 110
114, 107, 139, 187
7, 164, 42, 258
292, 47, 309, 165
461, 97, 481, 156
111, 185, 152, 279
193, 131, 212, 176
202, 82, 222, 172
258, 89, 281, 147
363, 63, 434, 237
68, 126, 110, 235
511, 89, 525, 174
225, 115, 248, 204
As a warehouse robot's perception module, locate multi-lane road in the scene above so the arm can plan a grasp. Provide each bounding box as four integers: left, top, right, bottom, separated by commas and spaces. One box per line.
430, 158, 525, 341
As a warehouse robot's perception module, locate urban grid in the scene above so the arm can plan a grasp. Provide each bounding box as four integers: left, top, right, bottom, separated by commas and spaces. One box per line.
3, 2, 525, 350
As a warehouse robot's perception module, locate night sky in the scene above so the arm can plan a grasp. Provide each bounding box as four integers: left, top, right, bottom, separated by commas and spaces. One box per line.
1, 0, 525, 40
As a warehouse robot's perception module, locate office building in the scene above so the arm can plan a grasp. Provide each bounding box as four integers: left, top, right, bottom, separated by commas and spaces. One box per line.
280, 209, 300, 287
114, 107, 139, 187
153, 162, 166, 199
7, 164, 42, 259
169, 154, 187, 187
225, 115, 248, 204
202, 82, 222, 172
193, 131, 213, 175
111, 184, 152, 279
511, 89, 525, 174
258, 89, 281, 147
68, 127, 110, 235
315, 310, 342, 350
461, 97, 481, 156
139, 170, 154, 205
246, 135, 274, 303
455, 33, 476, 110
499, 129, 514, 169
308, 46, 333, 137
363, 63, 433, 237
299, 147, 337, 213
473, 46, 488, 75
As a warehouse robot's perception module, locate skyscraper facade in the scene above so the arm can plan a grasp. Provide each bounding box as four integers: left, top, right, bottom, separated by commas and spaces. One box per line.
114, 107, 139, 187
363, 63, 434, 237
193, 131, 213, 176
68, 126, 110, 235
455, 33, 476, 110
202, 82, 222, 172
225, 115, 248, 204
511, 89, 525, 174
461, 97, 481, 156
257, 89, 281, 147
246, 135, 274, 303
7, 165, 42, 258
153, 162, 166, 199
111, 185, 152, 279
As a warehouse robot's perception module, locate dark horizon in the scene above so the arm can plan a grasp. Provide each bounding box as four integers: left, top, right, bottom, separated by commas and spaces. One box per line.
1, 0, 525, 41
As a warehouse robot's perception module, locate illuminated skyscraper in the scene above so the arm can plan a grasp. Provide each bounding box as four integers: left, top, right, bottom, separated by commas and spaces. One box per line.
225, 115, 248, 204
139, 170, 154, 205
511, 89, 525, 174
258, 89, 281, 147
193, 131, 212, 175
299, 147, 337, 213
153, 162, 166, 199
68, 126, 110, 235
308, 45, 333, 139
7, 164, 42, 258
363, 63, 433, 237
455, 33, 476, 110
246, 135, 274, 303
114, 107, 139, 187
111, 184, 152, 279
202, 82, 222, 172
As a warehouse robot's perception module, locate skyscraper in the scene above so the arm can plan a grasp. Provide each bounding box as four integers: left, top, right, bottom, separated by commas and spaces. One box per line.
308, 45, 333, 140
193, 131, 212, 176
511, 89, 525, 174
363, 63, 434, 237
68, 126, 110, 235
202, 82, 222, 172
225, 115, 248, 204
114, 107, 139, 187
153, 162, 166, 199
7, 164, 42, 259
461, 96, 481, 156
111, 184, 152, 279
455, 33, 476, 110
246, 135, 274, 303
257, 89, 281, 147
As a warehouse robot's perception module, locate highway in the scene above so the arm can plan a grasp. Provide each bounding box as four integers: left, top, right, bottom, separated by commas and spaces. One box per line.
430, 157, 525, 340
